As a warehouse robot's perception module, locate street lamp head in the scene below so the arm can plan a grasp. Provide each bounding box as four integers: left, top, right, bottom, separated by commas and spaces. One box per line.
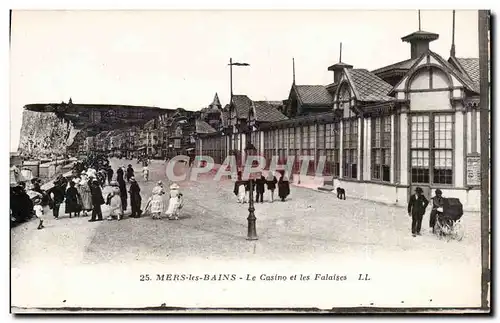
229, 62, 250, 66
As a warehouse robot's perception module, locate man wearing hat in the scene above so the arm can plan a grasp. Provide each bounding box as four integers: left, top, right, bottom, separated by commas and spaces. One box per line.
407, 187, 429, 237
89, 179, 105, 222
430, 189, 444, 233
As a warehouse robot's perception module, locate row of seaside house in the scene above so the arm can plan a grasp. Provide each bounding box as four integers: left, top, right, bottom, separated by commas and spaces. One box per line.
80, 108, 197, 159
194, 27, 489, 212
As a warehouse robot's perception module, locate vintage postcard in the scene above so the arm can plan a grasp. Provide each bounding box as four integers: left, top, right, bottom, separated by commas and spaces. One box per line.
9, 9, 491, 313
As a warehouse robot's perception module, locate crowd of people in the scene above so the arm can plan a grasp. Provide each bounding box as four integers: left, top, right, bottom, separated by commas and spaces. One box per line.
10, 155, 184, 229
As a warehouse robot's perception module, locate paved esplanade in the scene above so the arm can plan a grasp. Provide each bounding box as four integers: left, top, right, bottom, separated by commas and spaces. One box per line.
12, 157, 480, 265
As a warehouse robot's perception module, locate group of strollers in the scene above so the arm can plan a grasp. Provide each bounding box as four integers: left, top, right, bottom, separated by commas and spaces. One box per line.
233, 170, 291, 204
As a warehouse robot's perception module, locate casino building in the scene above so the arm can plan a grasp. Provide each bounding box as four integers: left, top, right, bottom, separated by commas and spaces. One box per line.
196, 16, 488, 211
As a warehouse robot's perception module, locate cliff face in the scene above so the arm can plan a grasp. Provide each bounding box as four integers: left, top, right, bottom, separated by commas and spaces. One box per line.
18, 110, 75, 158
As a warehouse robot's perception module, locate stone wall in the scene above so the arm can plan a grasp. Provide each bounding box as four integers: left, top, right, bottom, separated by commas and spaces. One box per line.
18, 110, 75, 158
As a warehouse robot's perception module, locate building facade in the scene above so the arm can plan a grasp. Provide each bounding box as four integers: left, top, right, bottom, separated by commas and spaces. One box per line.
196, 27, 487, 211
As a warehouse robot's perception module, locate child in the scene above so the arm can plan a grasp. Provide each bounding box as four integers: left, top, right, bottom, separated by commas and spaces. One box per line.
166, 183, 183, 220
142, 165, 149, 181
33, 197, 45, 230
107, 181, 123, 221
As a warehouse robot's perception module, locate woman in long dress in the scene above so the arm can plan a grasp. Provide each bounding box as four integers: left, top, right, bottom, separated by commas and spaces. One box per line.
79, 174, 93, 216
65, 181, 81, 218
166, 183, 183, 220
146, 181, 165, 220
277, 170, 290, 202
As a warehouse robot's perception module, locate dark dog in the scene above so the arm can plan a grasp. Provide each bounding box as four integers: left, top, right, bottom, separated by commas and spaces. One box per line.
336, 187, 346, 200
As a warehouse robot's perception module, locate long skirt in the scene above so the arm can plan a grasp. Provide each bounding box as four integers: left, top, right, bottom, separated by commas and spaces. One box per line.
165, 197, 180, 217
79, 186, 93, 211
148, 195, 164, 218
237, 185, 246, 203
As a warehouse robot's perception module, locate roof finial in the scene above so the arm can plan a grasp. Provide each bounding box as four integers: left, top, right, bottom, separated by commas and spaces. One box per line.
418, 10, 421, 31
339, 42, 342, 63
292, 57, 296, 84
450, 10, 456, 57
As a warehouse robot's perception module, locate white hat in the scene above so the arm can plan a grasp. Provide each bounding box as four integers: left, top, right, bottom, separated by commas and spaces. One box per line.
170, 183, 180, 190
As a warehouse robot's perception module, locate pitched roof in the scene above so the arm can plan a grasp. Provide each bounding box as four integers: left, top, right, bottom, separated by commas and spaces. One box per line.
372, 58, 418, 75
195, 119, 217, 134
401, 30, 439, 42
211, 93, 221, 108
454, 58, 480, 89
232, 95, 253, 119
429, 52, 478, 93
344, 69, 394, 102
390, 51, 479, 94
252, 101, 288, 122
294, 85, 333, 105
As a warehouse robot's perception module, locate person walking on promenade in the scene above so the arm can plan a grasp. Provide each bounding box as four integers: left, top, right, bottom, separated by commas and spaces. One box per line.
65, 181, 81, 218
233, 171, 247, 203
89, 179, 105, 222
166, 183, 183, 220
106, 166, 114, 184
107, 181, 123, 221
146, 181, 165, 219
277, 170, 290, 202
116, 166, 124, 183
50, 175, 66, 220
407, 187, 429, 237
79, 173, 93, 217
254, 175, 266, 203
118, 176, 128, 212
33, 196, 45, 230
129, 177, 142, 218
126, 164, 135, 183
266, 171, 278, 202
429, 189, 444, 233
142, 164, 149, 182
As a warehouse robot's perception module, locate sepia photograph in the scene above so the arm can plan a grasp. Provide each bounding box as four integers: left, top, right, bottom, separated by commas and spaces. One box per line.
8, 7, 491, 313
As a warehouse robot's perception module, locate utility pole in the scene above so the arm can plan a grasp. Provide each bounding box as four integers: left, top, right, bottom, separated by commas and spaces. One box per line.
478, 9, 490, 311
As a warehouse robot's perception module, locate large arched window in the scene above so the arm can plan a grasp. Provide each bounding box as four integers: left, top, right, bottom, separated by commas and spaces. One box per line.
407, 66, 454, 186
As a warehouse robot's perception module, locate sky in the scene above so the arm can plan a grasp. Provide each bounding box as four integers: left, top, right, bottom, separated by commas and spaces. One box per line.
9, 10, 479, 151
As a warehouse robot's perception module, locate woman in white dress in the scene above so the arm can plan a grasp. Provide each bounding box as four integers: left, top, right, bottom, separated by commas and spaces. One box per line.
166, 183, 183, 220
79, 173, 93, 216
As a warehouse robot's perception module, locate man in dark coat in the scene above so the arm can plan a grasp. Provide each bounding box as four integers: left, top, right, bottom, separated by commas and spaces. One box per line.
129, 177, 142, 218
126, 164, 134, 182
118, 177, 128, 211
50, 176, 66, 219
277, 170, 290, 202
10, 185, 33, 224
407, 187, 429, 237
116, 166, 124, 183
65, 181, 81, 218
255, 175, 266, 203
107, 167, 114, 184
89, 179, 104, 222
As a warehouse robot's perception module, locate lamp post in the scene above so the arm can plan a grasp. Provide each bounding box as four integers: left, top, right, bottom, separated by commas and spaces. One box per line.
228, 58, 255, 240
245, 129, 257, 240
